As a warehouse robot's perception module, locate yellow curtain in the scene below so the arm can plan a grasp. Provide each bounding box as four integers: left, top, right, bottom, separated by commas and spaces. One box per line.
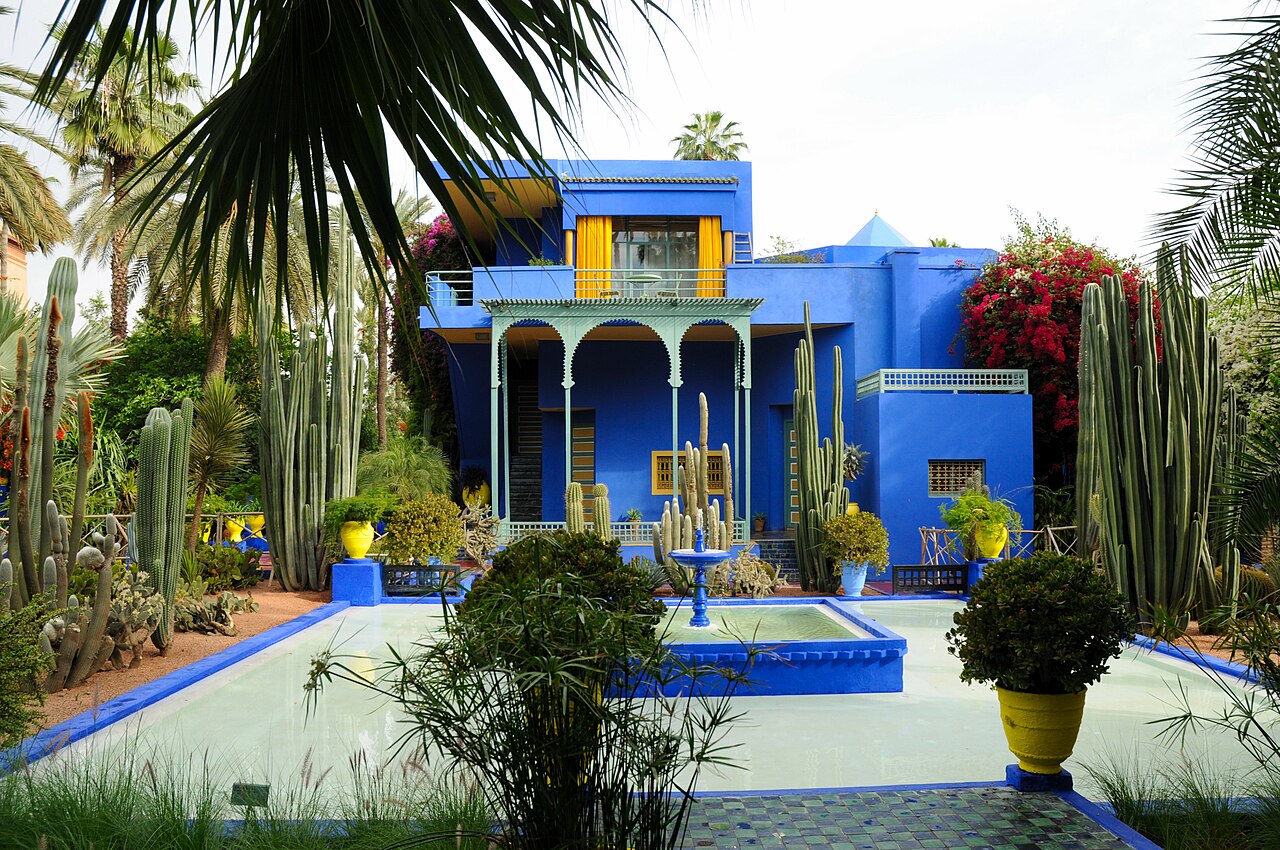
575, 216, 612, 298
697, 216, 724, 297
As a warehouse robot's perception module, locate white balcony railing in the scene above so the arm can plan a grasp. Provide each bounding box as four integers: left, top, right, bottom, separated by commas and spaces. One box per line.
856, 368, 1029, 399
574, 268, 726, 299
500, 519, 747, 546
425, 270, 474, 306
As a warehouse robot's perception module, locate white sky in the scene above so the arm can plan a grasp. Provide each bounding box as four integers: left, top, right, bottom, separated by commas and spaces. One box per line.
5, 0, 1251, 307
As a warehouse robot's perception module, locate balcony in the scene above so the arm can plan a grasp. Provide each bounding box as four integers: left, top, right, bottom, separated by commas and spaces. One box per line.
856, 368, 1029, 399
573, 268, 726, 299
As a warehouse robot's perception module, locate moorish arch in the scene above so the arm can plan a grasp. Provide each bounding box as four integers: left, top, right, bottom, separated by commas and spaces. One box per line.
482, 297, 762, 529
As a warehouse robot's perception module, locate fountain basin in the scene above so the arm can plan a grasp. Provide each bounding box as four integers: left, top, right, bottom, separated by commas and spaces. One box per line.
657, 598, 907, 696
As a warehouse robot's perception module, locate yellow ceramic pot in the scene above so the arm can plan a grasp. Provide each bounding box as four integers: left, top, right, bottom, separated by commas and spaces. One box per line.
340, 520, 376, 560
247, 513, 266, 534
996, 687, 1086, 774
974, 524, 1008, 559
224, 518, 245, 543
462, 482, 491, 508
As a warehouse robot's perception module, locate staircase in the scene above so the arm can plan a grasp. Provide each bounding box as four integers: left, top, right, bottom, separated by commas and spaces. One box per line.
733, 231, 753, 264
509, 379, 543, 521
509, 455, 542, 521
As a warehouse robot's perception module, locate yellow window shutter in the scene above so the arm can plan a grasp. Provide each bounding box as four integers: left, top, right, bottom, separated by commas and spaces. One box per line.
575, 216, 612, 298
697, 216, 724, 297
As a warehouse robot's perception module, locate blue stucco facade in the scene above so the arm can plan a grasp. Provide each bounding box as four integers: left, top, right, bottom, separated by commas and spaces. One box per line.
422, 158, 1034, 567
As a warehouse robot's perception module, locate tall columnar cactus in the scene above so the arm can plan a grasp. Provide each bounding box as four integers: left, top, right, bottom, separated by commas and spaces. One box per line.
1205, 387, 1246, 618
135, 399, 193, 653
652, 392, 735, 569
0, 558, 12, 613
26, 258, 78, 560
793, 303, 849, 592
258, 218, 365, 591
592, 483, 613, 540
565, 482, 586, 533
1076, 253, 1221, 622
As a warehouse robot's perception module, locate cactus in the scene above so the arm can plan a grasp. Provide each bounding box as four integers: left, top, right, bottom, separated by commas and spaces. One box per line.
1076, 251, 1220, 622
0, 558, 11, 613
591, 483, 613, 540
652, 392, 736, 582
135, 399, 193, 653
26, 258, 78, 563
565, 482, 585, 533
258, 214, 365, 591
1204, 387, 1246, 620
45, 516, 120, 691
793, 303, 849, 592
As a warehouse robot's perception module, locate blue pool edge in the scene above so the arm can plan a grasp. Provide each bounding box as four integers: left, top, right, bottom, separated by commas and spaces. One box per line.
1, 600, 352, 774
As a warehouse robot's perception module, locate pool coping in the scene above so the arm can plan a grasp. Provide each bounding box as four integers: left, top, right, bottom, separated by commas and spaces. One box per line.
2, 600, 352, 774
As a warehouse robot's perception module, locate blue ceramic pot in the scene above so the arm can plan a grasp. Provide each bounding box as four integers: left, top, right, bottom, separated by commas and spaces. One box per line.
841, 562, 869, 596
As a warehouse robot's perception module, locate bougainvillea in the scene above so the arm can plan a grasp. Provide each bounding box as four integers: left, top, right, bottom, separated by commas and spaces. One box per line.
391, 214, 468, 462
956, 214, 1147, 487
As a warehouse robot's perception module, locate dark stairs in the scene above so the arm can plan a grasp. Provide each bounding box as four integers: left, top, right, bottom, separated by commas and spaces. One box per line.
509, 380, 543, 521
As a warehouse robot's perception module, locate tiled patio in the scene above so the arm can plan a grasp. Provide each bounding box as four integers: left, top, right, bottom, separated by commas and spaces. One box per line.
684, 786, 1152, 849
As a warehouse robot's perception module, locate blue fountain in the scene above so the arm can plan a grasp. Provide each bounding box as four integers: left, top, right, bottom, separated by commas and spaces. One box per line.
668, 528, 731, 628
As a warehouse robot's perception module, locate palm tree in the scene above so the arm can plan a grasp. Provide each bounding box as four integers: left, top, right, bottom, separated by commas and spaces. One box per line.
1153, 15, 1280, 300
187, 374, 254, 550
339, 188, 433, 447
672, 111, 748, 161
68, 164, 316, 378
0, 8, 71, 286
929, 237, 960, 248
53, 24, 199, 340
34, 2, 670, 329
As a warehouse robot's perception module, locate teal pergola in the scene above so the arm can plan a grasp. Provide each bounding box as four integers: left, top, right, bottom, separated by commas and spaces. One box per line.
480, 297, 764, 532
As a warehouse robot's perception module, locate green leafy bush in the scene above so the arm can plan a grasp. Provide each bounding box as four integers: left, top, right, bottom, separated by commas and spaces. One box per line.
383, 493, 463, 564
322, 492, 402, 533
939, 486, 1022, 559
0, 598, 55, 748
466, 531, 666, 643
820, 511, 890, 570
946, 553, 1133, 694
186, 545, 263, 592
357, 436, 452, 500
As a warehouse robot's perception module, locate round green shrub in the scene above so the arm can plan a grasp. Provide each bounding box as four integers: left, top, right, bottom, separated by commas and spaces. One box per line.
946, 552, 1134, 694
383, 493, 463, 564
820, 511, 889, 571
463, 530, 666, 645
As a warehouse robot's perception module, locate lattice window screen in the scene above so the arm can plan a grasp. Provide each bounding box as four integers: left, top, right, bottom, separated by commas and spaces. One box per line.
928, 460, 985, 497
652, 450, 726, 496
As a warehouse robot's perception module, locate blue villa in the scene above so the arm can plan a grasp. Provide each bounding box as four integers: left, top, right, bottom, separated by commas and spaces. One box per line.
420, 158, 1033, 566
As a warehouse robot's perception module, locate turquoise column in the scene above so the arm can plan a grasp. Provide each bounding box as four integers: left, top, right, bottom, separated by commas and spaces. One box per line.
489, 326, 501, 521
501, 335, 511, 521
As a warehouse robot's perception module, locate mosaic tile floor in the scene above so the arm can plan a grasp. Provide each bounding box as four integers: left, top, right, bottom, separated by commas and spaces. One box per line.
683, 787, 1143, 849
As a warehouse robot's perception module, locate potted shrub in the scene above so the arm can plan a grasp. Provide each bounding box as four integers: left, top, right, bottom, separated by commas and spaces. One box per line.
384, 492, 465, 565
939, 487, 1021, 562
323, 492, 401, 560
752, 511, 766, 534
945, 553, 1133, 775
820, 510, 889, 596
460, 465, 490, 508
625, 507, 643, 529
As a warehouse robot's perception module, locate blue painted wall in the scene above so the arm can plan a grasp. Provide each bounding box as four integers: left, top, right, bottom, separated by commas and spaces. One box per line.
423, 158, 1033, 566
538, 338, 740, 523
854, 392, 1034, 565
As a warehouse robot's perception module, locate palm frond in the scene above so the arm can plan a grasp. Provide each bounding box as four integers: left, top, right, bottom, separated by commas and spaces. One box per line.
1153, 14, 1280, 300
0, 142, 71, 250
1214, 421, 1280, 558
35, 1, 674, 319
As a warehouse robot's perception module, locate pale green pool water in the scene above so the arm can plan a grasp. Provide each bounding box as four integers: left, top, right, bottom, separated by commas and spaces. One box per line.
659, 603, 869, 643
43, 600, 1258, 801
